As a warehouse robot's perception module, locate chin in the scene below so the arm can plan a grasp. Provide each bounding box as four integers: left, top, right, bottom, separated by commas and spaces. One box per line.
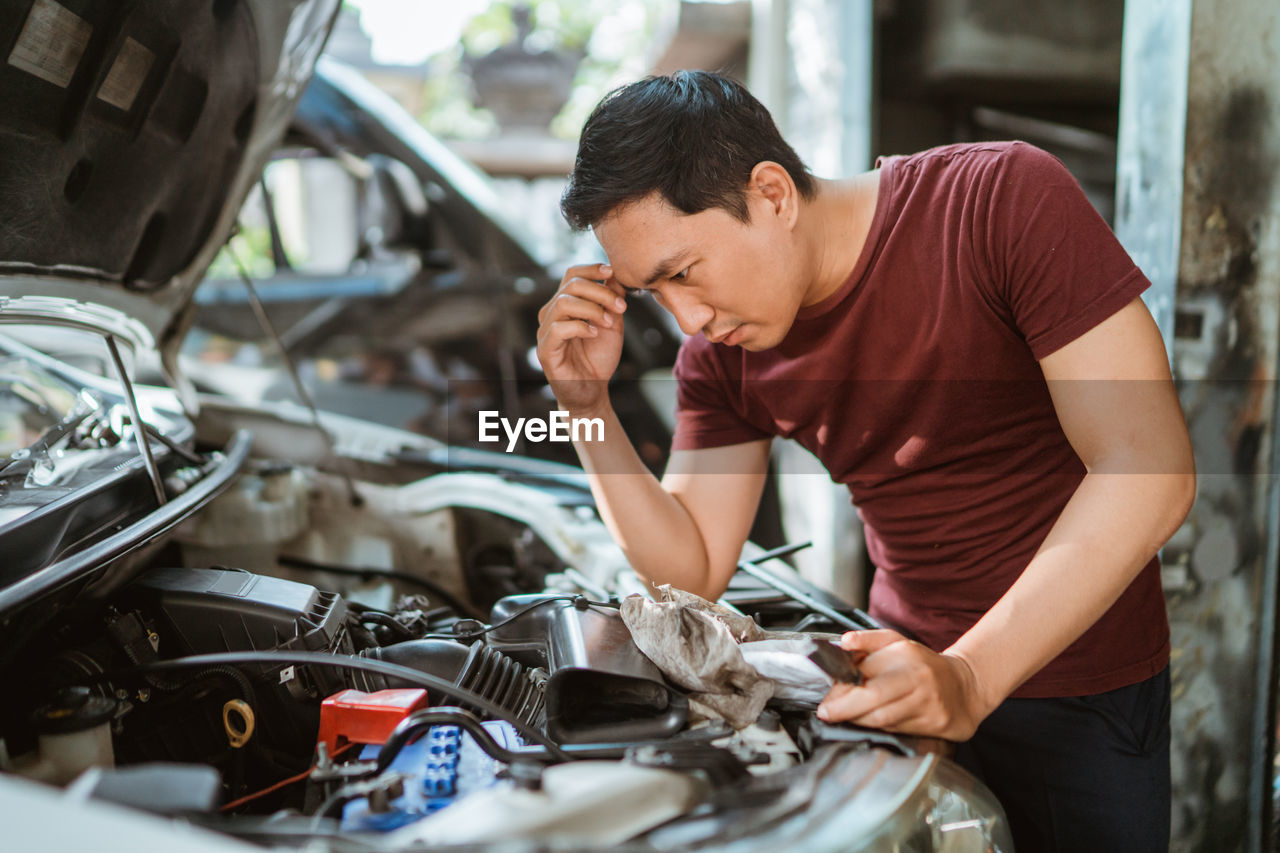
741, 324, 786, 351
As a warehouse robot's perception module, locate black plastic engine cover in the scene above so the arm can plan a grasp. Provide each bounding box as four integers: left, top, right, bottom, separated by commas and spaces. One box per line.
126, 566, 350, 698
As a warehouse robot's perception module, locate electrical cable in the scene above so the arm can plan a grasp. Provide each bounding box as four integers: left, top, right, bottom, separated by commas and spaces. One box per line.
219, 742, 358, 812
355, 610, 414, 642
375, 707, 529, 773
102, 650, 572, 762
415, 594, 615, 642
310, 787, 354, 830
276, 554, 487, 622
157, 665, 259, 712
307, 710, 541, 830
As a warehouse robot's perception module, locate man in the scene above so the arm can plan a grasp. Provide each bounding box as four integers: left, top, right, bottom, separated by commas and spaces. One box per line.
535, 70, 1194, 851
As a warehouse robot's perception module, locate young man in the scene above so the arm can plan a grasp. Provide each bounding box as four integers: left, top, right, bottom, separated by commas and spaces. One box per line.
535, 70, 1194, 851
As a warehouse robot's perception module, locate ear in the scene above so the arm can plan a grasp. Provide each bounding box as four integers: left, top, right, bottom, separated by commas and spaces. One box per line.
748, 161, 800, 230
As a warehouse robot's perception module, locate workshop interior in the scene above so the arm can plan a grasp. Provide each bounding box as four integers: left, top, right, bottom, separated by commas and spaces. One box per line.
0, 1, 1276, 851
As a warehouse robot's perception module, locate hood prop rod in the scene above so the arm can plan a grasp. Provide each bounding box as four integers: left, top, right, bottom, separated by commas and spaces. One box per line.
231, 246, 363, 508
105, 335, 166, 506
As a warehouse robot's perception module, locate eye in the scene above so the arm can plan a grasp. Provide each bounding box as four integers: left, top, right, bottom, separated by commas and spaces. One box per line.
671, 267, 690, 282
625, 288, 654, 300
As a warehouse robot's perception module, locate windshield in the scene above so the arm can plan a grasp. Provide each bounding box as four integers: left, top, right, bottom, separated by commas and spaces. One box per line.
0, 358, 86, 458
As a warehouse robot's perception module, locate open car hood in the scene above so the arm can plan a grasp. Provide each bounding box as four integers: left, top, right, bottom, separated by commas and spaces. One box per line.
0, 0, 340, 345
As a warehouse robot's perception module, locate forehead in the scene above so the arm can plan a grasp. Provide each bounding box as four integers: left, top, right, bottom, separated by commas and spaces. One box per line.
595, 194, 684, 249
593, 193, 737, 284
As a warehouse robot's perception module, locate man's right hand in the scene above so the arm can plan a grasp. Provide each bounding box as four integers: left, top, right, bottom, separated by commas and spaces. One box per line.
535, 265, 770, 602
536, 263, 628, 416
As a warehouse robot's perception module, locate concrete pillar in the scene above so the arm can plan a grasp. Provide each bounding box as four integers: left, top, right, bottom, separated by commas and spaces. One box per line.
1116, 2, 1280, 849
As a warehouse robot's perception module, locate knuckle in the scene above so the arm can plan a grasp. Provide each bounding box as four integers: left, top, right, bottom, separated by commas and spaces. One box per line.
861, 707, 891, 729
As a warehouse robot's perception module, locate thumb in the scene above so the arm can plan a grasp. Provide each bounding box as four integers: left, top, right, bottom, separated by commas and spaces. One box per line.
839, 628, 905, 654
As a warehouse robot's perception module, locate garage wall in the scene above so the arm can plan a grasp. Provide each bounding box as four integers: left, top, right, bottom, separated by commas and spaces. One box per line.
1118, 1, 1280, 849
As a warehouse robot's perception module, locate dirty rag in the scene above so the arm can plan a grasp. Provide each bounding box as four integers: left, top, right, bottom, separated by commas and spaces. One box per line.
620, 586, 838, 727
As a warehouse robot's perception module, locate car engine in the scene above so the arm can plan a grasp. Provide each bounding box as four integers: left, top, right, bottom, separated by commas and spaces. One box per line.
0, 375, 1011, 851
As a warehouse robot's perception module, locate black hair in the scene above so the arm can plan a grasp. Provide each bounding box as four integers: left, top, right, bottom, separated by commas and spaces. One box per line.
560, 70, 816, 231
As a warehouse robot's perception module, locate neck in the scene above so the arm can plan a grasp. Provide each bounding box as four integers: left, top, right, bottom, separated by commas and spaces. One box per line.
799, 170, 880, 307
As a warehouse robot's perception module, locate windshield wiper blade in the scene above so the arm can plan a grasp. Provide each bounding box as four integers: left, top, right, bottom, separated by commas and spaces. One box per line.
0, 407, 97, 481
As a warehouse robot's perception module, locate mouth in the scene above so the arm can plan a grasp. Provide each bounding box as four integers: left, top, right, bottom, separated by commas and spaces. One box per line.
707, 325, 744, 346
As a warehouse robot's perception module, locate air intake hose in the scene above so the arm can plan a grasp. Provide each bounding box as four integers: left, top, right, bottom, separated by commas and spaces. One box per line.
355, 640, 545, 729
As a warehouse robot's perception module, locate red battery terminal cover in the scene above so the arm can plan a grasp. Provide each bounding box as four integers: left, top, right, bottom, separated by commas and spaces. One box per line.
316, 688, 431, 754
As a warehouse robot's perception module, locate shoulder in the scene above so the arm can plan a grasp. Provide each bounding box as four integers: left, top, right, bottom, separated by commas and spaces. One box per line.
673, 334, 722, 382
674, 334, 759, 389
882, 141, 1070, 188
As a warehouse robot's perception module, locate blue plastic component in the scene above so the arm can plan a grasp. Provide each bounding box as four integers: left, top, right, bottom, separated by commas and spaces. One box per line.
340, 721, 522, 832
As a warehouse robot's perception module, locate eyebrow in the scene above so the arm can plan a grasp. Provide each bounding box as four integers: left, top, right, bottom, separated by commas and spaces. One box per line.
639, 252, 689, 288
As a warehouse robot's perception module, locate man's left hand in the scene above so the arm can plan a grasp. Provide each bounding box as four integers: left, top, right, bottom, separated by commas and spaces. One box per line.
815, 629, 991, 741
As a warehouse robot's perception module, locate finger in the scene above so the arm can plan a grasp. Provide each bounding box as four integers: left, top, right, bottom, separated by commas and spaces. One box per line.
541, 279, 626, 325
563, 263, 627, 303
599, 273, 627, 301
560, 262, 614, 287
817, 680, 918, 726
538, 318, 599, 351
817, 669, 916, 720
846, 694, 927, 732
560, 278, 628, 313
839, 629, 905, 655
542, 292, 617, 331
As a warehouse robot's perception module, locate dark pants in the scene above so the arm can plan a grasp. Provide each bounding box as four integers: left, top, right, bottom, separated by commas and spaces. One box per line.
953, 667, 1171, 853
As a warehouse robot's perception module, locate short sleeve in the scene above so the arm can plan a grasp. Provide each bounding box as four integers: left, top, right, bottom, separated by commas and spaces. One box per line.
984, 142, 1150, 359
671, 338, 773, 450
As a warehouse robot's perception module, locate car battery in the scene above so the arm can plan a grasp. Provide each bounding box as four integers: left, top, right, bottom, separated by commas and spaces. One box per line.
340, 720, 523, 831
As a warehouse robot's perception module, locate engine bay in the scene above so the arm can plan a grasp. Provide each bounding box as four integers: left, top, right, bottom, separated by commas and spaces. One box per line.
0, 390, 1008, 850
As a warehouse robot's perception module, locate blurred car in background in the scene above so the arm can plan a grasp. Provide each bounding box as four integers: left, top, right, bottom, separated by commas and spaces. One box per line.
0, 1, 1007, 850
183, 57, 680, 476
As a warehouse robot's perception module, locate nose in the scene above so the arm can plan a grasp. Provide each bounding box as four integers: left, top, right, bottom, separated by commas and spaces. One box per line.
663, 291, 714, 337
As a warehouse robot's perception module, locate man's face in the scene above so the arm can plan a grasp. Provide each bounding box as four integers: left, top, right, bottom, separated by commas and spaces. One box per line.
593, 190, 808, 351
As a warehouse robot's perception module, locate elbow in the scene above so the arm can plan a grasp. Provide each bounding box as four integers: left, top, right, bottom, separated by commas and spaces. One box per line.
1154, 454, 1196, 548
680, 566, 734, 604
1170, 467, 1196, 532
1170, 434, 1197, 527
630, 558, 728, 604
1092, 444, 1196, 551
1117, 432, 1197, 542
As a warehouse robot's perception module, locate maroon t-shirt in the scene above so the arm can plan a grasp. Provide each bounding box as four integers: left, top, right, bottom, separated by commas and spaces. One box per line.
672, 141, 1169, 698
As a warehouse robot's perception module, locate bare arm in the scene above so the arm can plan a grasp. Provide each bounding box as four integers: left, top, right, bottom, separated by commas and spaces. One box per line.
536, 263, 770, 598
575, 417, 770, 598
819, 298, 1195, 738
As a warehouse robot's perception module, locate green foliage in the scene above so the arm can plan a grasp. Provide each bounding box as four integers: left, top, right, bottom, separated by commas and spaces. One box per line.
418, 50, 499, 140
207, 226, 275, 280
462, 1, 598, 55
419, 0, 670, 142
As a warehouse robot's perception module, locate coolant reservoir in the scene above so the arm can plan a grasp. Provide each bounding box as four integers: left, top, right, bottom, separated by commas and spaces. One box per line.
11, 688, 116, 785
181, 463, 309, 546
177, 464, 310, 570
